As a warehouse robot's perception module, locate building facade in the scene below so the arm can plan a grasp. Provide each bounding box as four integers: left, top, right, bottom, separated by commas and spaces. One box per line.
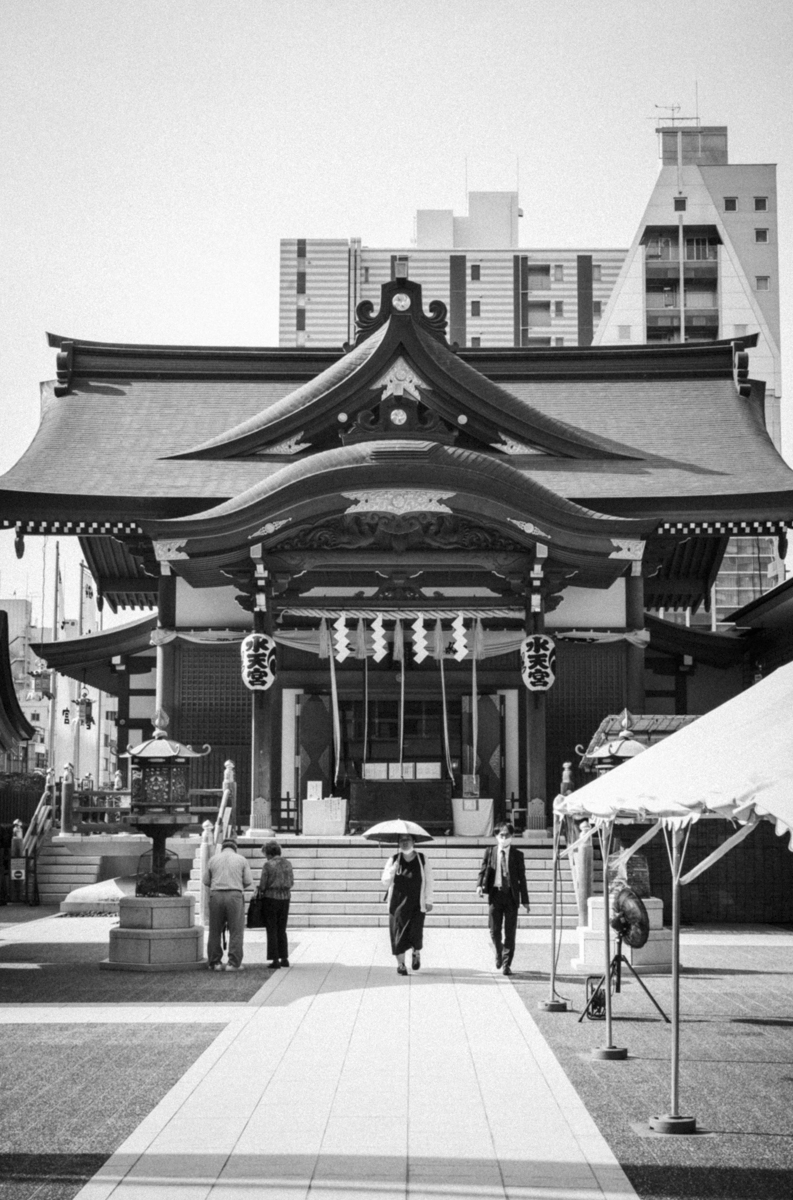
595, 124, 781, 448
279, 195, 626, 351
1, 280, 791, 827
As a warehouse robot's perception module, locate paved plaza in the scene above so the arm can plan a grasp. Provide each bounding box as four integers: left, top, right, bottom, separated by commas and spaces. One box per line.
1, 913, 792, 1200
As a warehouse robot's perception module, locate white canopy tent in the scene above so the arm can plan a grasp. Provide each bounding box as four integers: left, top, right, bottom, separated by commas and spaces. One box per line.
552, 661, 793, 1134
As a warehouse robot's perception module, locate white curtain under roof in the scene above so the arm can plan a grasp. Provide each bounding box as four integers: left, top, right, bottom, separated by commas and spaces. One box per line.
554, 660, 793, 846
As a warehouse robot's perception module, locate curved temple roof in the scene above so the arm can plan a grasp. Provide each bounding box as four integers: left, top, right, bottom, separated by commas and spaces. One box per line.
144, 438, 649, 556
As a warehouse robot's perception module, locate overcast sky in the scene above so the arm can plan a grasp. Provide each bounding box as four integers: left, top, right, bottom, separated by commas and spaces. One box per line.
1, 0, 792, 619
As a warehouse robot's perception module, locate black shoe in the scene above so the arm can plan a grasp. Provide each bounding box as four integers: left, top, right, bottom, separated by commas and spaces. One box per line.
412, 952, 420, 971
495, 952, 503, 970
269, 960, 281, 969
397, 964, 408, 976
281, 958, 290, 968
502, 963, 513, 976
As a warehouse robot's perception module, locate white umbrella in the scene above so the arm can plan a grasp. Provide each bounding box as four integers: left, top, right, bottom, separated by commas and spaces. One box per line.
361, 818, 433, 844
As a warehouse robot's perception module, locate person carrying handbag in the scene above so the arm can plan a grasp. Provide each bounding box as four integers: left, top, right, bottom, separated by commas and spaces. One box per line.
256, 839, 295, 968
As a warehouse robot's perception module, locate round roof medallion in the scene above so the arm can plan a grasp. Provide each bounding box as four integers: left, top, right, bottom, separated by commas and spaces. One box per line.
392, 293, 411, 312
457, 414, 468, 425
337, 412, 348, 423
390, 408, 408, 426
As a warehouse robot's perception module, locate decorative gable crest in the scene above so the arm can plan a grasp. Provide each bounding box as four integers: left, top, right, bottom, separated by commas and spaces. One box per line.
340, 355, 457, 445
373, 358, 425, 401
348, 278, 450, 348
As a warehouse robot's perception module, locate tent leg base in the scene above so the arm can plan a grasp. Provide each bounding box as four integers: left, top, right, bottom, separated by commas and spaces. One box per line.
591, 1045, 628, 1060
648, 1113, 697, 1135
538, 999, 569, 1012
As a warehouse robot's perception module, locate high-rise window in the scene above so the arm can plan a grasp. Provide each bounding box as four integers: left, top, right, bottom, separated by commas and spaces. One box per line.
686, 238, 718, 261
592, 300, 602, 317
470, 336, 481, 347
754, 197, 768, 212
554, 265, 564, 282
724, 197, 738, 212
554, 301, 564, 317
755, 229, 769, 244
296, 309, 306, 330
471, 300, 481, 317
554, 337, 564, 347
674, 196, 687, 212
363, 267, 370, 283
392, 256, 409, 279
471, 264, 481, 281
756, 276, 770, 291
527, 265, 550, 290
592, 265, 602, 282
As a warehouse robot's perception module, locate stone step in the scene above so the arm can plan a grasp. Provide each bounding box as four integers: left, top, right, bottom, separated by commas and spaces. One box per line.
284, 877, 575, 893
287, 914, 578, 929
40, 834, 588, 927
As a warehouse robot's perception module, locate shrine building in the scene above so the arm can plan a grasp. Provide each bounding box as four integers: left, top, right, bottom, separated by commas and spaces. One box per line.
2, 277, 792, 833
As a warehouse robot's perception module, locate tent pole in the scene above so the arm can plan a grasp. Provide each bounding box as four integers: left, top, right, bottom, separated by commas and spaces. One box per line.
538, 812, 569, 1012
592, 820, 627, 1060
650, 825, 696, 1133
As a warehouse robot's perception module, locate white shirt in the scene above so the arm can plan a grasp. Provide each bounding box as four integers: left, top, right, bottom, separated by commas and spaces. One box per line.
494, 841, 511, 887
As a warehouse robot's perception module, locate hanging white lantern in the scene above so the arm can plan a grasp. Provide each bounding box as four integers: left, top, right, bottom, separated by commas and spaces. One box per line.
241, 633, 277, 691
520, 634, 556, 691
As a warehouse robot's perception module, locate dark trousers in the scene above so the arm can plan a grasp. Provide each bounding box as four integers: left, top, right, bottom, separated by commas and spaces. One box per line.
488, 891, 518, 966
264, 897, 290, 962
208, 890, 245, 968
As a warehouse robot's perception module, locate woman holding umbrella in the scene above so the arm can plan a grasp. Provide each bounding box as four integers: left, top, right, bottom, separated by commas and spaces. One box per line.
376, 822, 434, 975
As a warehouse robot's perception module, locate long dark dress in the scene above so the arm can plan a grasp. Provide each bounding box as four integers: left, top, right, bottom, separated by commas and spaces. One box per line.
388, 853, 425, 955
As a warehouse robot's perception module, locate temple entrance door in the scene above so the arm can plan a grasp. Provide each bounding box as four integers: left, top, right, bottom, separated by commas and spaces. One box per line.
297, 694, 334, 801
462, 693, 506, 821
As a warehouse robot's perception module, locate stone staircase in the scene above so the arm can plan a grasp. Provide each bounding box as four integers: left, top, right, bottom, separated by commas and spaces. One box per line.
188, 837, 583, 928
34, 833, 104, 905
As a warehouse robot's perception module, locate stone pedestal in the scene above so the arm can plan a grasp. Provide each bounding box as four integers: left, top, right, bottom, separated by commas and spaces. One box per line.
101, 895, 206, 971
571, 895, 672, 975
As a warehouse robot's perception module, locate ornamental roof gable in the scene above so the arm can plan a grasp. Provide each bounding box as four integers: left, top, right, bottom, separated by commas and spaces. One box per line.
168, 279, 642, 464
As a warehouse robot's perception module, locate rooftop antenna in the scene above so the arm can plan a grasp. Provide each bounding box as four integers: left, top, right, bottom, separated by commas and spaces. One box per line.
654, 103, 682, 125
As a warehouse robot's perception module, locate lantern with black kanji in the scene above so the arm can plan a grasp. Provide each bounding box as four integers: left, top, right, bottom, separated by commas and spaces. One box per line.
241, 632, 277, 691
520, 634, 556, 692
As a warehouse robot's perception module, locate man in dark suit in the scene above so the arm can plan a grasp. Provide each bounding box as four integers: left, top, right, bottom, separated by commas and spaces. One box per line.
477, 821, 529, 975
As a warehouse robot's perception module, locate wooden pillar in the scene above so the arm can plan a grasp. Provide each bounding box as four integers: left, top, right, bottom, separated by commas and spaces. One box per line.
115, 660, 130, 785
251, 606, 276, 830
155, 572, 176, 722
524, 599, 547, 812
625, 568, 646, 714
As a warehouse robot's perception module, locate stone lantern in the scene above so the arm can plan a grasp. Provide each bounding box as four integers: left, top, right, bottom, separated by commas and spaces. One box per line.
126, 709, 210, 892
102, 710, 211, 971
589, 710, 646, 776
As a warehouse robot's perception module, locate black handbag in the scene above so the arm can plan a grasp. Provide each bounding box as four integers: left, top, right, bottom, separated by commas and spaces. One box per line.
247, 894, 267, 928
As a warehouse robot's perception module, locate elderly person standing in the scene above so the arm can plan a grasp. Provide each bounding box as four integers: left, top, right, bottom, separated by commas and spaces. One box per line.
258, 839, 295, 969
381, 834, 434, 975
203, 836, 253, 972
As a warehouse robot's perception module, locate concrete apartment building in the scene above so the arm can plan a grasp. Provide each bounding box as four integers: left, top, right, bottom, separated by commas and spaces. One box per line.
279, 193, 626, 351
595, 124, 781, 448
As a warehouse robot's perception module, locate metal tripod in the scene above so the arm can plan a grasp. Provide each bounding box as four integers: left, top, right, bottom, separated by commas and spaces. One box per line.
579, 935, 670, 1023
